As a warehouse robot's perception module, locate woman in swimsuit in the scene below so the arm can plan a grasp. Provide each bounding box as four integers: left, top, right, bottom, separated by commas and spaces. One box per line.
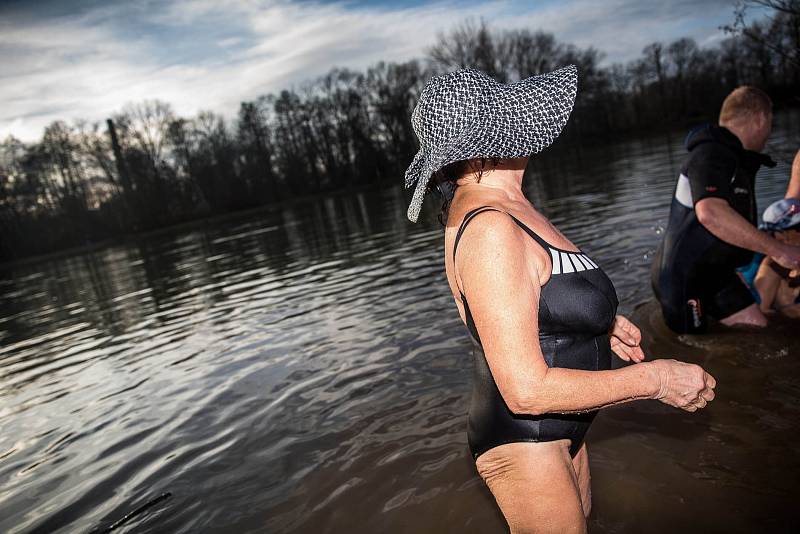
404, 67, 717, 532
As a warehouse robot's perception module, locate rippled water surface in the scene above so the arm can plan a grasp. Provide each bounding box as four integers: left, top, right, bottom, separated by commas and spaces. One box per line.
2, 115, 799, 533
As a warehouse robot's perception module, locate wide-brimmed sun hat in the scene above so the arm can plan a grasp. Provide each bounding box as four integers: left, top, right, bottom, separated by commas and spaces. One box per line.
403, 64, 578, 222
762, 198, 800, 231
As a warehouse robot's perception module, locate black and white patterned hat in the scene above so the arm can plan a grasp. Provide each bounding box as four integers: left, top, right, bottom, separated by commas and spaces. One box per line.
404, 64, 578, 222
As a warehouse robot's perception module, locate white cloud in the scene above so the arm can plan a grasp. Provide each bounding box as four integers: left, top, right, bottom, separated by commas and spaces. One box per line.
0, 118, 24, 140
0, 0, 745, 142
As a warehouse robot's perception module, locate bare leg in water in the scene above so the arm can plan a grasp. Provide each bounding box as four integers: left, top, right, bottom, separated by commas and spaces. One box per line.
572, 442, 591, 518
475, 440, 591, 534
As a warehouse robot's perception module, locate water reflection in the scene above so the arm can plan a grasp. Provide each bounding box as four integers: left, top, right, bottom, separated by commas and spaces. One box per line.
0, 112, 798, 533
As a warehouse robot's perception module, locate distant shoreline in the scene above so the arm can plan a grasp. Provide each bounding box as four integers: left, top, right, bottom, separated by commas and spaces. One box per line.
2, 108, 798, 270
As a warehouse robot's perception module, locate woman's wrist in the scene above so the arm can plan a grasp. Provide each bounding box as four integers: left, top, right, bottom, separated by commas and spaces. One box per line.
643, 360, 666, 400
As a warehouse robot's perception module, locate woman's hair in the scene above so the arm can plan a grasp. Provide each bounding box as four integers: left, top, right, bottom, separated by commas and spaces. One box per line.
427, 156, 500, 226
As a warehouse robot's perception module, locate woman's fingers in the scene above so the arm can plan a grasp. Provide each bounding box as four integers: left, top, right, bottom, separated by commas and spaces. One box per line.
617, 325, 637, 346
627, 322, 642, 344
613, 315, 642, 346
704, 372, 717, 389
611, 335, 645, 363
655, 360, 717, 412
611, 338, 632, 361
685, 378, 715, 411
615, 351, 632, 362
622, 345, 644, 363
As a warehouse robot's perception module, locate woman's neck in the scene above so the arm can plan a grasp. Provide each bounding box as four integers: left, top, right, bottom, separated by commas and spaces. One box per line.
455, 157, 529, 204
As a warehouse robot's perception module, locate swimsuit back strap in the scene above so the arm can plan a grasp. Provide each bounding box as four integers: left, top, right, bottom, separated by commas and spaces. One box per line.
451, 205, 553, 265
452, 206, 498, 264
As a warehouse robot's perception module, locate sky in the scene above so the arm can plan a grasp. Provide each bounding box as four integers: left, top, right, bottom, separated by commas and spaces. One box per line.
0, 0, 760, 141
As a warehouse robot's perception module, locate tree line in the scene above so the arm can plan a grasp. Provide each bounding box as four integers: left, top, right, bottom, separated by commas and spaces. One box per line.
1, 2, 798, 261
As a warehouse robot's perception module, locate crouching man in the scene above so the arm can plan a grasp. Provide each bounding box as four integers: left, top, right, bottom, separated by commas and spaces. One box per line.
651, 86, 800, 334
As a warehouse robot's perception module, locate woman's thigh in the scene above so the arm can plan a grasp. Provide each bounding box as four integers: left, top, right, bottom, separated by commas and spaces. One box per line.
571, 442, 591, 518
475, 440, 586, 534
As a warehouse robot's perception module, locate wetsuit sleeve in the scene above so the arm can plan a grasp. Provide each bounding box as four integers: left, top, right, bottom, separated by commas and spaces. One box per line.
685, 143, 737, 204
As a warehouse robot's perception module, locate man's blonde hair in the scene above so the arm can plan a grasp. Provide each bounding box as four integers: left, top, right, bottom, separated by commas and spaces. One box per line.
719, 86, 772, 125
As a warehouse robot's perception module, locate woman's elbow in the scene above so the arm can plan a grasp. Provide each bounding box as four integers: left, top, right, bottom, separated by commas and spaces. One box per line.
503, 386, 549, 416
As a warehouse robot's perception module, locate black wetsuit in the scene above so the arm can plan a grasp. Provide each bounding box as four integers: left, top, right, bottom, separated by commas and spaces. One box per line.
650, 124, 776, 334
453, 206, 619, 459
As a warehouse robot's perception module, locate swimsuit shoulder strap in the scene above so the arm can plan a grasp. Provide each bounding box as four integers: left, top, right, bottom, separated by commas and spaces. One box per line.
451, 205, 552, 265
452, 206, 495, 264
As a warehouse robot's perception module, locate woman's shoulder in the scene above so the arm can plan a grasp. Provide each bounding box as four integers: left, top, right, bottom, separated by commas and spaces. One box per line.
448, 201, 543, 265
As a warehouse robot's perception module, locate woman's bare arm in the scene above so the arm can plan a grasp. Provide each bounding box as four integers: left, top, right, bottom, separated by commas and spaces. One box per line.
455, 211, 714, 416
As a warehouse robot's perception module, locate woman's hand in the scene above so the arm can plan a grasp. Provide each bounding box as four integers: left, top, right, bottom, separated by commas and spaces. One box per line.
609, 315, 645, 363
652, 359, 716, 412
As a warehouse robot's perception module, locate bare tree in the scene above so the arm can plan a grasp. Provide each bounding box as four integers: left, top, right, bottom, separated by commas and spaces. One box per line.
427, 18, 505, 79
641, 42, 668, 119
723, 0, 800, 68
117, 99, 176, 181
3, 9, 798, 261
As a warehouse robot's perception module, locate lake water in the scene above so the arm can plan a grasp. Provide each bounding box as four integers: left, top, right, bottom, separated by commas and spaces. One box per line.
1, 114, 799, 533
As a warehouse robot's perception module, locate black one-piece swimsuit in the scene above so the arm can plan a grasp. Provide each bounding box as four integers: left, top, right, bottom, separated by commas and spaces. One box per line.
452, 206, 619, 459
